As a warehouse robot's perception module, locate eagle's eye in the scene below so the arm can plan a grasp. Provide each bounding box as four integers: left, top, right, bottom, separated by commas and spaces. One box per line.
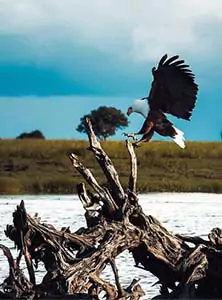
127, 106, 133, 116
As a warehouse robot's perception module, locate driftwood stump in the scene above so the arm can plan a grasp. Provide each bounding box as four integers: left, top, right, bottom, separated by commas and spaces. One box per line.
1, 118, 222, 299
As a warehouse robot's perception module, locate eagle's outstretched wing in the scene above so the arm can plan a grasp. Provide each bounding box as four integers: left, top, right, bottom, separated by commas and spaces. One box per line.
147, 54, 198, 120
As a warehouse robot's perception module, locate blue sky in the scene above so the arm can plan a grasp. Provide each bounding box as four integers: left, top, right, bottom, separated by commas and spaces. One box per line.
0, 0, 222, 141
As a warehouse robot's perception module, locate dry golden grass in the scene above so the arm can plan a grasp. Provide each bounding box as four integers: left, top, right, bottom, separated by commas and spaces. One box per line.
0, 139, 221, 194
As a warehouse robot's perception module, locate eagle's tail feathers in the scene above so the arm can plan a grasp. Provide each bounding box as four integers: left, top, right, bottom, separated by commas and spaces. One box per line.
172, 126, 185, 149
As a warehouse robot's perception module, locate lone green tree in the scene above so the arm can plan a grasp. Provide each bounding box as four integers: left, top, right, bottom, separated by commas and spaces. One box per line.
76, 106, 129, 140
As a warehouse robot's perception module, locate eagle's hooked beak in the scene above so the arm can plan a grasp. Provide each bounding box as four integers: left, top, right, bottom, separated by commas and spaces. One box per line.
127, 106, 133, 116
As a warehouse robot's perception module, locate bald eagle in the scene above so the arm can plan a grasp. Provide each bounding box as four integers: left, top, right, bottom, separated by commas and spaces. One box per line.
125, 54, 198, 148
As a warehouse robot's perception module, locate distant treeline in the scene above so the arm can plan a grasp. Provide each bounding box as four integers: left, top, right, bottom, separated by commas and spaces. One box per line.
0, 139, 222, 195
16, 130, 45, 139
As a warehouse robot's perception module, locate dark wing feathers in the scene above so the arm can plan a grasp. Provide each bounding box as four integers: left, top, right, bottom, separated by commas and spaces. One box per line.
157, 54, 168, 68
165, 56, 181, 65
148, 54, 198, 120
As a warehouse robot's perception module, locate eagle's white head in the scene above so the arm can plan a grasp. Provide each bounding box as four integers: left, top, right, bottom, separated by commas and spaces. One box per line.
127, 98, 149, 118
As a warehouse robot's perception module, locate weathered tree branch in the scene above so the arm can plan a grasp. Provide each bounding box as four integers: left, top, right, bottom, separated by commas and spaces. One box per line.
69, 154, 119, 218
68, 153, 104, 195
85, 117, 125, 207
126, 140, 137, 194
1, 118, 222, 299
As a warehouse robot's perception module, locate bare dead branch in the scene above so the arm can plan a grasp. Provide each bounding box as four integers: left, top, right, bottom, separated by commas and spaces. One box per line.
76, 182, 100, 211
85, 117, 125, 206
109, 258, 124, 297
68, 153, 104, 195
69, 154, 119, 218
126, 140, 137, 193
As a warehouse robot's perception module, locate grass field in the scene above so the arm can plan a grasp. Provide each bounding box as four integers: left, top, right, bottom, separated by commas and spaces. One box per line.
0, 139, 222, 195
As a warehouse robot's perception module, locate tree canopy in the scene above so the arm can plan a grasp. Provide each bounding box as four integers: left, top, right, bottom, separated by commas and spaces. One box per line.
76, 106, 129, 140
